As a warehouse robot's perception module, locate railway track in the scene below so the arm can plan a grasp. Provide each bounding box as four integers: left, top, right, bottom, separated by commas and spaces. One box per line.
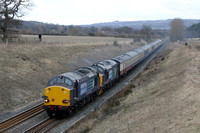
0, 103, 44, 132
24, 117, 57, 133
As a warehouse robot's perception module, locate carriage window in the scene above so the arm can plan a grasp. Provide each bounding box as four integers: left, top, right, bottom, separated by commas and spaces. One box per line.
65, 78, 73, 86
57, 76, 65, 84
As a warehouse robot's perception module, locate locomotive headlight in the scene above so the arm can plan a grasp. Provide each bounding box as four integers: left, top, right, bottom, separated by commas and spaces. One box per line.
63, 99, 69, 103
44, 99, 49, 103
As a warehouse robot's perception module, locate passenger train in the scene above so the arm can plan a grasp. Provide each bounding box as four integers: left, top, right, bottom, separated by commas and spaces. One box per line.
42, 40, 163, 117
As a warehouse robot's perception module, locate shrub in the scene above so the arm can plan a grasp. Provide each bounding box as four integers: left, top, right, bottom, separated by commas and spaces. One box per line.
113, 40, 119, 46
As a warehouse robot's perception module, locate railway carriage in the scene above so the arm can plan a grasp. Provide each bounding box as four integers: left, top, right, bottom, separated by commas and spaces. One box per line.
140, 45, 151, 56
133, 47, 145, 61
154, 40, 163, 50
112, 54, 133, 76
112, 47, 145, 76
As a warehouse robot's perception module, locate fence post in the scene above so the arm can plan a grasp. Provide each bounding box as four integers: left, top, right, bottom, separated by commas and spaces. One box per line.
6, 38, 8, 45
16, 38, 18, 45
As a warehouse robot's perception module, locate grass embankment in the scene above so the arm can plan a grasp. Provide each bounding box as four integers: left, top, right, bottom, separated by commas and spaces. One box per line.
67, 41, 200, 133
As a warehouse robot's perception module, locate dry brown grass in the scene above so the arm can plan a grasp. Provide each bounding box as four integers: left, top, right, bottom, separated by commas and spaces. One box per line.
67, 41, 200, 133
20, 35, 134, 45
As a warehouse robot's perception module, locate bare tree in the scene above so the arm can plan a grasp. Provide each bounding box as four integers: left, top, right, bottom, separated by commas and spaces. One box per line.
0, 3, 3, 38
141, 24, 152, 43
170, 18, 185, 41
0, 0, 33, 41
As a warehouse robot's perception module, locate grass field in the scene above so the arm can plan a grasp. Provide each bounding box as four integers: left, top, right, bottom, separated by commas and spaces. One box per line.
1, 35, 134, 45
24, 35, 133, 44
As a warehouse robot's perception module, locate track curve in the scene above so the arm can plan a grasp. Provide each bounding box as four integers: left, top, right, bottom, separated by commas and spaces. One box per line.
0, 104, 44, 132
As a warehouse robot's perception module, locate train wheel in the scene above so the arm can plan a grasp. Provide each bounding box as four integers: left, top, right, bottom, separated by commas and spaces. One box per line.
111, 82, 114, 87
46, 111, 54, 118
61, 112, 68, 118
55, 112, 62, 118
90, 94, 95, 102
67, 108, 73, 116
87, 96, 91, 103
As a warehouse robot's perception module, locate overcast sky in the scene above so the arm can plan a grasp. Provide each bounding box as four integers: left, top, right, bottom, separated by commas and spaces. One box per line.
22, 0, 200, 25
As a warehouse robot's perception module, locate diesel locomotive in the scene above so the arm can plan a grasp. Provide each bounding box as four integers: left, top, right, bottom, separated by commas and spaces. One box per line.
42, 40, 163, 117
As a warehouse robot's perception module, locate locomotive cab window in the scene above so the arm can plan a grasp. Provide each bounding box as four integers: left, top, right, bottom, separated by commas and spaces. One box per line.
48, 77, 57, 86
97, 66, 104, 73
65, 78, 73, 86
57, 76, 65, 84
91, 66, 97, 70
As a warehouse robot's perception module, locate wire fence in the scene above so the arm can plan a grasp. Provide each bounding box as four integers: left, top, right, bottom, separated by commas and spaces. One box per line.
0, 37, 41, 45
0, 35, 134, 46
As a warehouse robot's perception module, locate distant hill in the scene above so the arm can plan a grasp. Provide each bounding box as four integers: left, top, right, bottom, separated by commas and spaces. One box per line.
21, 19, 200, 30
187, 22, 200, 38
17, 19, 200, 36
87, 19, 200, 29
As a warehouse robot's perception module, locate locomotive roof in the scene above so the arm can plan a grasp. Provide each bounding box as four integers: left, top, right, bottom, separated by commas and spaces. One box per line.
112, 53, 132, 63
60, 67, 97, 82
96, 60, 117, 70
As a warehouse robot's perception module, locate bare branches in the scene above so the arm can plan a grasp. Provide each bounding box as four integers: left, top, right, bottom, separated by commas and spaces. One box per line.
0, 0, 33, 41
1, 0, 32, 19
141, 24, 152, 43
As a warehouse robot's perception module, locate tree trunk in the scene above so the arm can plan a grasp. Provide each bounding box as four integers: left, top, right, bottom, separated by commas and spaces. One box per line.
2, 22, 8, 42
2, 13, 9, 42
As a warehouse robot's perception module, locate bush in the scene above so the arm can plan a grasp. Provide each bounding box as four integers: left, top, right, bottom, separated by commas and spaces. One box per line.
113, 40, 118, 46
113, 40, 121, 48
88, 32, 95, 36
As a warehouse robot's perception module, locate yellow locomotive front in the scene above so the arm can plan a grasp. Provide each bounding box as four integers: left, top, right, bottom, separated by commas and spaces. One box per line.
42, 75, 74, 117
43, 86, 71, 107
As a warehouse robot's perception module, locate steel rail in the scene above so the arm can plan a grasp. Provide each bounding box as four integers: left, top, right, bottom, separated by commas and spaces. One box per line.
0, 104, 44, 132
24, 117, 57, 133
